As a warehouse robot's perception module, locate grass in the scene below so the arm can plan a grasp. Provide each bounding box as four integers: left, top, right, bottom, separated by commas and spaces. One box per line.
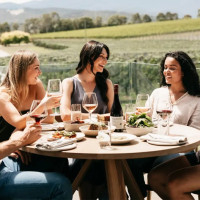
32, 18, 200, 39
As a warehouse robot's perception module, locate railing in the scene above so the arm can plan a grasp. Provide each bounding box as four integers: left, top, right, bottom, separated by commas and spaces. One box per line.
1, 62, 200, 105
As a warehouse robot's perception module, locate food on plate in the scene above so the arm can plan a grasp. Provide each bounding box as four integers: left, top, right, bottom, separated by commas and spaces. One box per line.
127, 113, 153, 128
52, 130, 77, 140
71, 120, 84, 124
97, 114, 110, 122
111, 135, 127, 140
88, 123, 107, 130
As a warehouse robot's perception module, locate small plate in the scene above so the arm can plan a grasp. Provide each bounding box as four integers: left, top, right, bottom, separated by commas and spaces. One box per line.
36, 143, 77, 151
147, 140, 186, 146
41, 123, 64, 131
46, 132, 85, 141
111, 133, 137, 144
79, 125, 98, 136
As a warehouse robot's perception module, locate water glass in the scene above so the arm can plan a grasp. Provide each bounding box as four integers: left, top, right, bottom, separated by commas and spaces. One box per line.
71, 104, 82, 122
124, 103, 135, 122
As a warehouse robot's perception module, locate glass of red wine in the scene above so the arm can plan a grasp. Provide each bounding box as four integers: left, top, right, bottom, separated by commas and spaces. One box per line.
29, 100, 48, 125
156, 100, 172, 135
82, 92, 98, 121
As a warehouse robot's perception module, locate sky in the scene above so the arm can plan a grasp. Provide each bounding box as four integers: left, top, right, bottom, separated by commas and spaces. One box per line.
0, 0, 37, 3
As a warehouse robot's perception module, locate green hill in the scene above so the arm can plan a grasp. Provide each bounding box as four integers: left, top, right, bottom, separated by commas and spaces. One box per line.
32, 18, 200, 39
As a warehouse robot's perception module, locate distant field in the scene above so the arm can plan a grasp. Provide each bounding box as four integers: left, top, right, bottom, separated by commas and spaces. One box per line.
32, 18, 200, 39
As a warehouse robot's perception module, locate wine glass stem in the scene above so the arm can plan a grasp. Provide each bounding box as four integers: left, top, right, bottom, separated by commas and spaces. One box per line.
89, 112, 92, 121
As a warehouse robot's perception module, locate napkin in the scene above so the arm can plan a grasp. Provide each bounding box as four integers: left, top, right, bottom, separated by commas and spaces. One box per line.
140, 133, 187, 145
36, 138, 76, 150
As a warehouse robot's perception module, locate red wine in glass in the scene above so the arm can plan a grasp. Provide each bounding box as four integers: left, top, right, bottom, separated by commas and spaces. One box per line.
30, 114, 47, 125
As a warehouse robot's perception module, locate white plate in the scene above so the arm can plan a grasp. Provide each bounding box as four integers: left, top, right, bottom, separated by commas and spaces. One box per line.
46, 132, 85, 141
41, 123, 64, 131
79, 125, 98, 136
64, 121, 88, 132
111, 133, 137, 144
36, 143, 77, 151
147, 140, 187, 146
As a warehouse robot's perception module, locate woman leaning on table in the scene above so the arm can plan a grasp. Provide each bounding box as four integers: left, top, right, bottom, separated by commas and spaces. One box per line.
0, 50, 70, 178
60, 40, 114, 199
60, 40, 114, 121
128, 51, 200, 198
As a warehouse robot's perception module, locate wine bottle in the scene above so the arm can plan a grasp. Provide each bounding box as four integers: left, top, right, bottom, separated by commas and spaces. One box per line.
110, 84, 123, 132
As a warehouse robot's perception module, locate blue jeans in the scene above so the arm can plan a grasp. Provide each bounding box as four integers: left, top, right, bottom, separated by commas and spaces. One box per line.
0, 157, 72, 200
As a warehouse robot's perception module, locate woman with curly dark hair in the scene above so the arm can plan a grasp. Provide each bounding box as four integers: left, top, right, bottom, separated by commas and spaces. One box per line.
128, 51, 200, 198
61, 40, 114, 121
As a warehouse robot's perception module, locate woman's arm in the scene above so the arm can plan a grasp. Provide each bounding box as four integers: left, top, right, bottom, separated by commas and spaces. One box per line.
60, 78, 73, 121
106, 79, 114, 112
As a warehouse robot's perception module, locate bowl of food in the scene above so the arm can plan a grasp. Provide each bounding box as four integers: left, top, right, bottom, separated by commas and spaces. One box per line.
64, 120, 87, 132
126, 113, 154, 136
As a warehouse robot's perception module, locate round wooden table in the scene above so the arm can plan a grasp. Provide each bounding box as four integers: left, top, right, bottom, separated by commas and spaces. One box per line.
21, 124, 200, 200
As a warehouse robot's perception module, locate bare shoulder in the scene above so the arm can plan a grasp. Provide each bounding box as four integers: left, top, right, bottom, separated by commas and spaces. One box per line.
0, 87, 10, 102
62, 77, 73, 89
106, 79, 113, 88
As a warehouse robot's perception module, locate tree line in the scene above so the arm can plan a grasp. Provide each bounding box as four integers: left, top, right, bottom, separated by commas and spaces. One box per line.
0, 9, 200, 34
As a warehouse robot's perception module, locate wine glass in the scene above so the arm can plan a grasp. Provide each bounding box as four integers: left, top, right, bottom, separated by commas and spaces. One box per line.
29, 100, 48, 125
135, 94, 150, 114
82, 92, 98, 121
47, 79, 62, 116
155, 99, 173, 135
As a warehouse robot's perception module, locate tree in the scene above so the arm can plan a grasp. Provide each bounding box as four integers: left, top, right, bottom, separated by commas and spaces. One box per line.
12, 23, 19, 30
156, 13, 166, 21
142, 14, 152, 23
94, 16, 102, 27
107, 15, 127, 26
131, 13, 142, 24
51, 12, 61, 32
0, 22, 10, 33
24, 18, 40, 34
183, 15, 192, 19
78, 17, 94, 29
60, 19, 74, 31
198, 9, 200, 18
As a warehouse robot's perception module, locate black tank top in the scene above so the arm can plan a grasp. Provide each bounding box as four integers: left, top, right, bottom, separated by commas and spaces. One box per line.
0, 110, 29, 142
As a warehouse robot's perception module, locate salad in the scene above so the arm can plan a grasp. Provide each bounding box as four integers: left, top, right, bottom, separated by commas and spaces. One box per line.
127, 113, 153, 128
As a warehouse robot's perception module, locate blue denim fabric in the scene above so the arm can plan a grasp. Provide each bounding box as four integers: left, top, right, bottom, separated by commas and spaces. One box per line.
0, 157, 72, 200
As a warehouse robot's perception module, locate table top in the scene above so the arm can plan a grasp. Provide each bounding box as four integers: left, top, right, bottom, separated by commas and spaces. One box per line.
21, 124, 200, 160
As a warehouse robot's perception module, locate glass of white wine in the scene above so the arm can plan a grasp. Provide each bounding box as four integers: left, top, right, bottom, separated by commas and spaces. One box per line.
82, 92, 98, 121
135, 94, 150, 115
47, 79, 62, 116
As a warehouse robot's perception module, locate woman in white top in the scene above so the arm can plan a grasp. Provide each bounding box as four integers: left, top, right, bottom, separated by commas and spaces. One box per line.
129, 51, 200, 197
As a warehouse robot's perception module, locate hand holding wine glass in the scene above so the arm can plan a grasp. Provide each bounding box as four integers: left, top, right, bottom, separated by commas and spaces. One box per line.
47, 79, 62, 116
135, 94, 150, 115
82, 92, 98, 121
29, 100, 48, 125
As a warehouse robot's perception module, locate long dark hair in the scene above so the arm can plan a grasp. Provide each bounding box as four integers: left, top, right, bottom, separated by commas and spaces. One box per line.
160, 51, 200, 96
76, 40, 110, 104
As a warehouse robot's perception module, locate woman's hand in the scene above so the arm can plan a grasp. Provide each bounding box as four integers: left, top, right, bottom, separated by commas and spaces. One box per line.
41, 92, 62, 110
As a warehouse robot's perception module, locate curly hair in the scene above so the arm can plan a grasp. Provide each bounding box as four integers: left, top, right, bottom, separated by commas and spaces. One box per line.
160, 51, 200, 96
76, 40, 110, 104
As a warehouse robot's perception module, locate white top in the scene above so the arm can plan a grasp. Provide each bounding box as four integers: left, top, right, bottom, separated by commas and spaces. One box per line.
149, 86, 200, 130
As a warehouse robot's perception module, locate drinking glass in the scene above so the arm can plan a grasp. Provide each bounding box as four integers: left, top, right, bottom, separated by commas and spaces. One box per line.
71, 104, 82, 122
156, 99, 173, 135
124, 103, 135, 122
47, 79, 62, 116
97, 122, 115, 150
82, 92, 98, 121
135, 94, 150, 114
29, 100, 48, 125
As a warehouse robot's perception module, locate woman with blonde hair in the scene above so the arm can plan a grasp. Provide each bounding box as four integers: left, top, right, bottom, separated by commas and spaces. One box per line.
0, 50, 60, 141
0, 50, 70, 182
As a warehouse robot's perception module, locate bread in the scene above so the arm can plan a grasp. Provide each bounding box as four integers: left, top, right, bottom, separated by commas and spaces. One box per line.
97, 114, 110, 122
